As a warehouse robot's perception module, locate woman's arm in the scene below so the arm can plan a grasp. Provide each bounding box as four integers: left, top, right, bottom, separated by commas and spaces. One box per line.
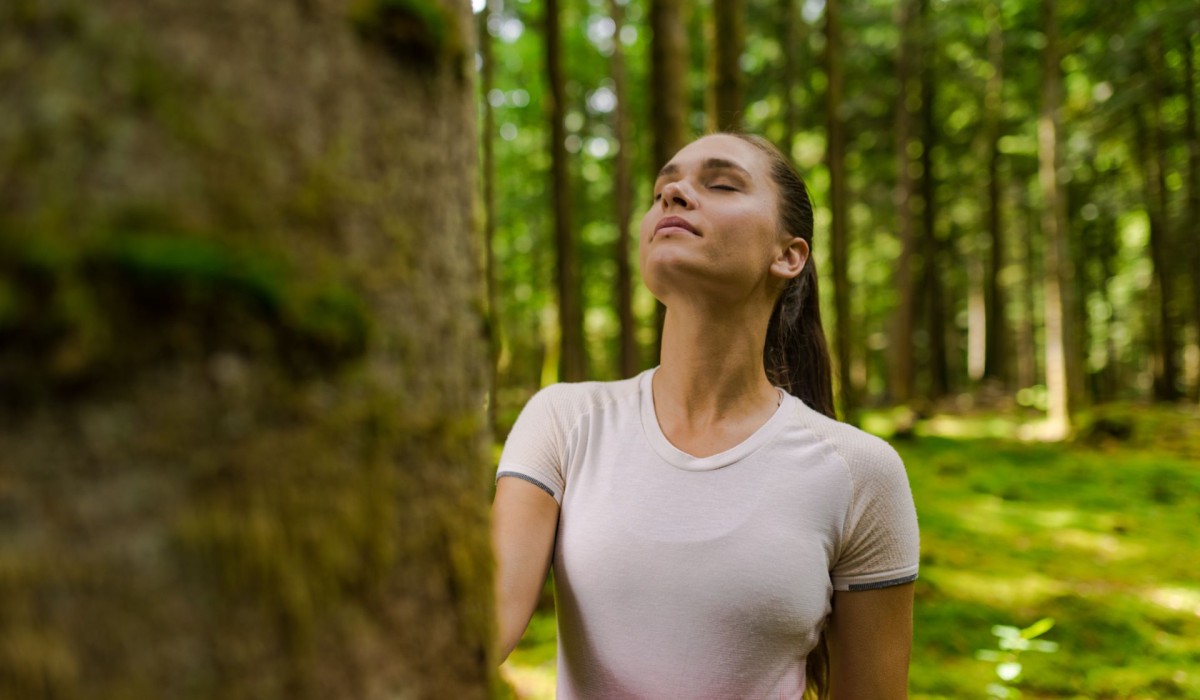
827, 582, 915, 699
491, 476, 560, 662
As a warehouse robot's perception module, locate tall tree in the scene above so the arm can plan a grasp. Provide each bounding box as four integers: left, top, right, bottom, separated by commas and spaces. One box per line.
609, 0, 638, 378
825, 0, 856, 421
481, 0, 500, 429
546, 0, 587, 381
919, 0, 948, 399
1136, 29, 1181, 401
1185, 31, 1200, 401
712, 0, 746, 131
650, 0, 692, 355
1016, 188, 1040, 391
1038, 0, 1076, 435
778, 0, 800, 155
982, 0, 1008, 387
890, 0, 919, 404
0, 0, 493, 697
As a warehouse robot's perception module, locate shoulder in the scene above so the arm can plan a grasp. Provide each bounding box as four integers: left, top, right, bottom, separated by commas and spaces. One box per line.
787, 400, 906, 485
518, 372, 643, 433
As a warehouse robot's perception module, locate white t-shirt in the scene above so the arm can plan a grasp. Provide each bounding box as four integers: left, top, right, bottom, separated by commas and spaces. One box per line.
497, 367, 919, 699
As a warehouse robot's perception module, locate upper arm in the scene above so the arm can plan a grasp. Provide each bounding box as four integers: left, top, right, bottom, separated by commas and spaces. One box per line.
492, 471, 560, 662
827, 582, 915, 700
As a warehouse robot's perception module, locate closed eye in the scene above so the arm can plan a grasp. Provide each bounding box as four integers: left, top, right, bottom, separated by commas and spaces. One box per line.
710, 184, 738, 191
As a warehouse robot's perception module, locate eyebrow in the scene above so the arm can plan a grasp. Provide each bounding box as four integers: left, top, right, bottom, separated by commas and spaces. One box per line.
656, 158, 752, 181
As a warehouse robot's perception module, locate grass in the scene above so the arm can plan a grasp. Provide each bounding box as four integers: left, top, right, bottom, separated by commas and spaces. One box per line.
500, 403, 1200, 699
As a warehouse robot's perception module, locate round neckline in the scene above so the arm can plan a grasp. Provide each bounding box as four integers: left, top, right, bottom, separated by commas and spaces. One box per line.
639, 366, 795, 471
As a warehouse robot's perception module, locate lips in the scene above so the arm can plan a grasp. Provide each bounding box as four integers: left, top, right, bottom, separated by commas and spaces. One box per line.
655, 216, 700, 237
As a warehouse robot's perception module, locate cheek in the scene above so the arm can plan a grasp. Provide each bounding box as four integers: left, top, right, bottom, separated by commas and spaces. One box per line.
638, 208, 656, 240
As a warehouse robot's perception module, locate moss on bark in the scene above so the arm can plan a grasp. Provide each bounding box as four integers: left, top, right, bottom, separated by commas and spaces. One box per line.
0, 0, 491, 698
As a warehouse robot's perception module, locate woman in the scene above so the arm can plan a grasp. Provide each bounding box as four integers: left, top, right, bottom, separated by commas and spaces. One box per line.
492, 133, 919, 699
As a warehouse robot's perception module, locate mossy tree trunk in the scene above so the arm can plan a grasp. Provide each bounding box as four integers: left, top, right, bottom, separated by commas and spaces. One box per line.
0, 1, 494, 698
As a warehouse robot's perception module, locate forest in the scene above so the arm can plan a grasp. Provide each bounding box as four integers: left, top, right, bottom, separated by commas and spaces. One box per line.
482, 0, 1200, 435
1, 0, 1197, 698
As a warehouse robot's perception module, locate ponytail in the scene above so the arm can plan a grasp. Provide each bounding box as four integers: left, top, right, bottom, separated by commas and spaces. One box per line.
731, 133, 835, 699
764, 264, 835, 419
731, 134, 836, 420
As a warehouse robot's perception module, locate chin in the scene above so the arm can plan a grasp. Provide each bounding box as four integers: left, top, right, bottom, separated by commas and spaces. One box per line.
641, 257, 707, 300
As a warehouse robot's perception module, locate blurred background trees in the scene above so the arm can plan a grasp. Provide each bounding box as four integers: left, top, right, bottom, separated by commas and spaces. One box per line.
480, 0, 1200, 437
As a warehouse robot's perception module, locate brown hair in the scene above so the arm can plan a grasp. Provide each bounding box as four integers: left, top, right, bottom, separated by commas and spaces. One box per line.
730, 132, 835, 698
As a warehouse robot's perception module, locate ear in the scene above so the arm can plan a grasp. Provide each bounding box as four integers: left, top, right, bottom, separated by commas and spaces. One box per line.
770, 237, 809, 280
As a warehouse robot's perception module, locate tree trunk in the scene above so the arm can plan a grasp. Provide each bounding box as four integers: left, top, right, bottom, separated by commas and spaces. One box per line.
983, 0, 1008, 387
712, 0, 745, 131
650, 0, 692, 358
609, 0, 638, 378
825, 0, 856, 422
919, 0, 948, 400
481, 0, 500, 430
0, 1, 492, 698
1136, 32, 1180, 401
890, 0, 919, 404
1182, 32, 1199, 401
1017, 190, 1040, 391
779, 0, 799, 156
546, 0, 587, 381
1038, 0, 1075, 436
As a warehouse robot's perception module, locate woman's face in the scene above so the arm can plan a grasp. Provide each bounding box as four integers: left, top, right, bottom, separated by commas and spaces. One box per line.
639, 134, 800, 307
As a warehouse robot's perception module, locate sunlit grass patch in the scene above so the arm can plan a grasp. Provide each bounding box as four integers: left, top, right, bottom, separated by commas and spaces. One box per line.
922, 568, 1071, 609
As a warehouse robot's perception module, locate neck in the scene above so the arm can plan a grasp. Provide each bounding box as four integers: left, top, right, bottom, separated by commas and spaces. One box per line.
654, 301, 779, 425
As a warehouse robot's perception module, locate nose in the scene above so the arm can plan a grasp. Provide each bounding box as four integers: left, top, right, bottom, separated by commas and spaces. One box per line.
660, 180, 694, 209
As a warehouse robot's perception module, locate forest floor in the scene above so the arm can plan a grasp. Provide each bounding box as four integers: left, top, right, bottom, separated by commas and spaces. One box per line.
498, 402, 1200, 699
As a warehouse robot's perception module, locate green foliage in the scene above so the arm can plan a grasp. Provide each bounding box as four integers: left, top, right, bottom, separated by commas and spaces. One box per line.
976, 618, 1059, 698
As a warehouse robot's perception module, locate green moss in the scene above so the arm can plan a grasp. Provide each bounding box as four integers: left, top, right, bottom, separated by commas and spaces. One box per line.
0, 232, 370, 394
348, 0, 460, 61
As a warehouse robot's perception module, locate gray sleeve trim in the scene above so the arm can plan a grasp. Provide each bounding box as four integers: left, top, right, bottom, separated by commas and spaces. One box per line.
846, 573, 919, 591
496, 471, 556, 499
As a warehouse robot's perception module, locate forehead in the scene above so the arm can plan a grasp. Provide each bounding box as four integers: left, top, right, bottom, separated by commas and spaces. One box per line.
666, 135, 770, 177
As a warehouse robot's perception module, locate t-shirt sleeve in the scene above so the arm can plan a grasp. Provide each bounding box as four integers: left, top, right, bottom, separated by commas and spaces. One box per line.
830, 441, 920, 591
495, 385, 570, 504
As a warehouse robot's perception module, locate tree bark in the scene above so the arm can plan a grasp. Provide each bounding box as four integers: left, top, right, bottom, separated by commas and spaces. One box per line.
1137, 30, 1180, 401
546, 0, 587, 381
1038, 0, 1075, 436
1182, 32, 1199, 401
0, 1, 492, 698
650, 0, 692, 358
609, 0, 638, 378
779, 0, 799, 156
825, 0, 856, 422
890, 0, 918, 404
1017, 190, 1040, 391
919, 0, 948, 400
712, 0, 745, 131
481, 0, 500, 430
983, 0, 1008, 387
